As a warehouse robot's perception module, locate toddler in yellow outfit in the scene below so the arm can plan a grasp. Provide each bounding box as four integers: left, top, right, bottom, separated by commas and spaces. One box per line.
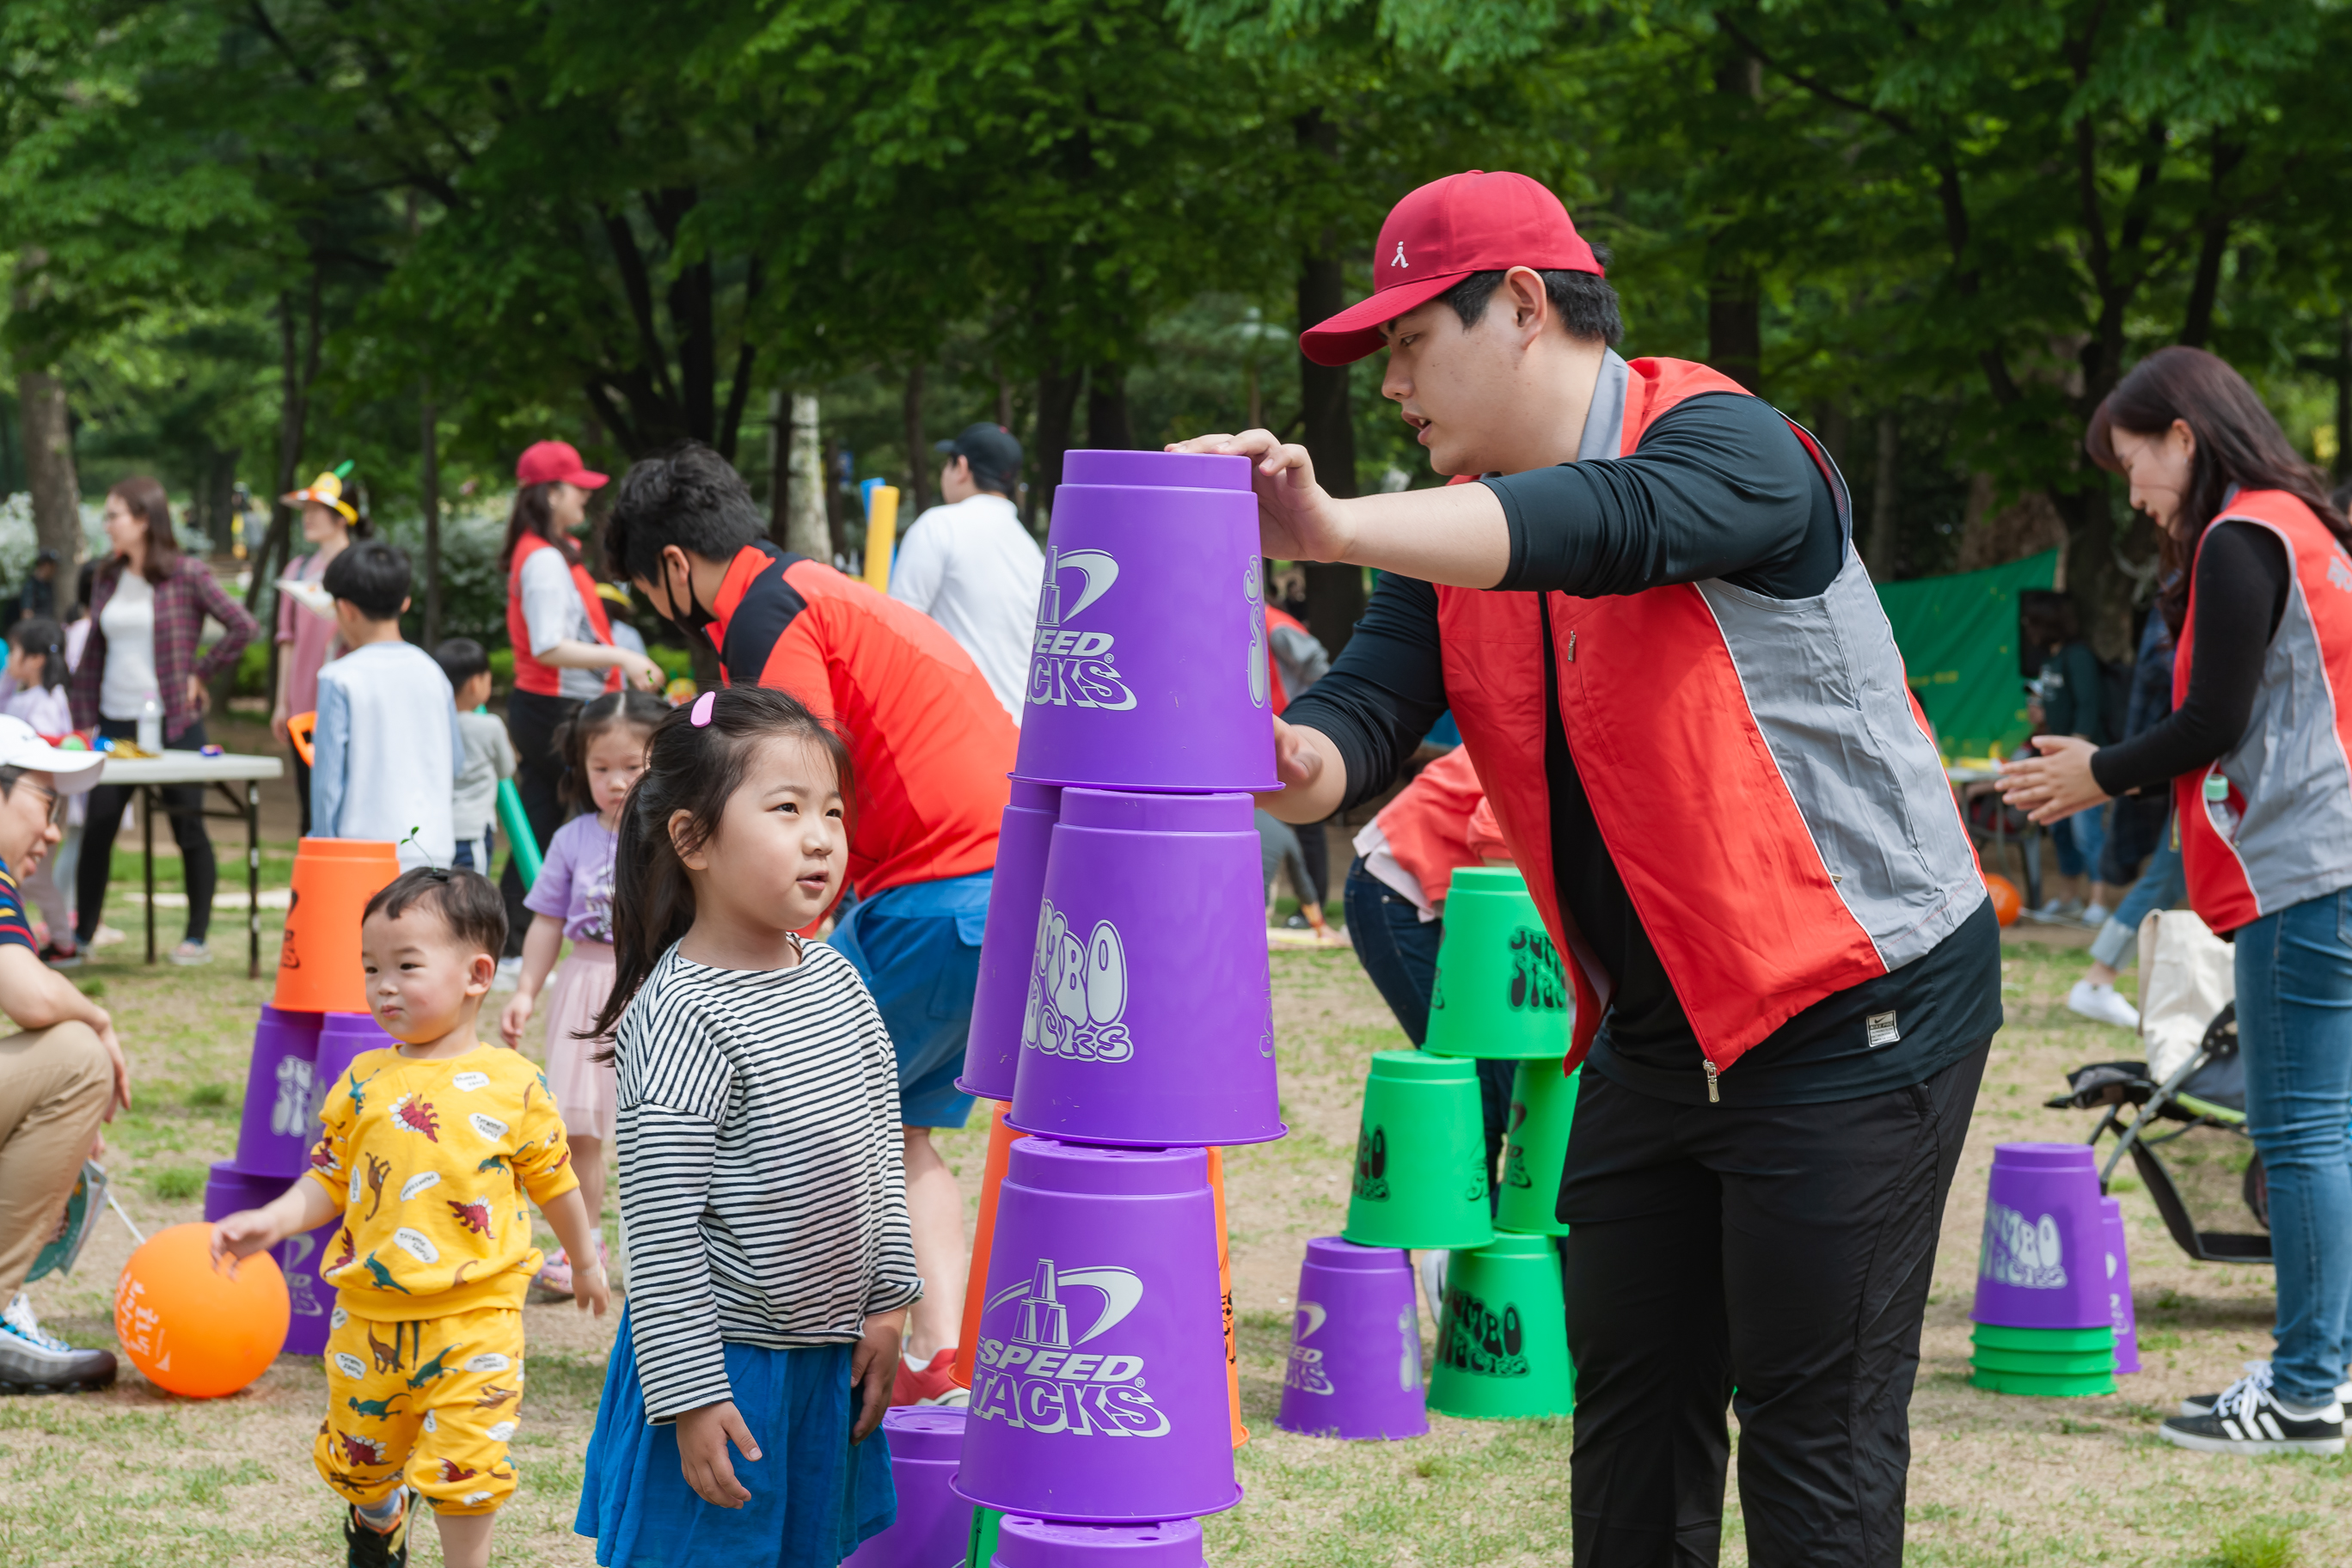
214, 868, 610, 1568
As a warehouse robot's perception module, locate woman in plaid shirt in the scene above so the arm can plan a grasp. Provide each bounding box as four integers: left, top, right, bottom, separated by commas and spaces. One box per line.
67, 477, 257, 965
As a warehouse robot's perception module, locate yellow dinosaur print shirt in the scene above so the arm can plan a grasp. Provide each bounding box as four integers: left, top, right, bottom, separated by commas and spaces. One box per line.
306, 1042, 579, 1320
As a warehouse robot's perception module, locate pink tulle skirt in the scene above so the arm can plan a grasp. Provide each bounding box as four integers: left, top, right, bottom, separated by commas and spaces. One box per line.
541, 940, 618, 1142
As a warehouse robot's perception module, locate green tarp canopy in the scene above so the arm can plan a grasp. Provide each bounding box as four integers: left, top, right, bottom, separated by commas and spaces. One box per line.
1875, 549, 2058, 764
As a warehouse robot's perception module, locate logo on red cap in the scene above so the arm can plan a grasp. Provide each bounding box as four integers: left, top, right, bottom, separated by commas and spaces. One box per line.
1301, 170, 1603, 367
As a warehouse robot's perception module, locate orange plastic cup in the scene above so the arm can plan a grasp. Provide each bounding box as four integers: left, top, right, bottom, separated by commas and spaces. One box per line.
274, 837, 401, 1014
1210, 1147, 1246, 1448
952, 1101, 1028, 1390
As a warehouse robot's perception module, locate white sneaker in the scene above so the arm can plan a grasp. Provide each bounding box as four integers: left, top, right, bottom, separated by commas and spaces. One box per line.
2178, 1359, 2352, 1417
2067, 979, 2141, 1030
491, 956, 523, 994
2163, 1369, 2344, 1455
2081, 901, 2111, 928
0, 1292, 116, 1392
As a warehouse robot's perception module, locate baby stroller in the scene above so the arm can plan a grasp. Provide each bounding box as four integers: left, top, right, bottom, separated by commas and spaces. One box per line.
2047, 1001, 2272, 1265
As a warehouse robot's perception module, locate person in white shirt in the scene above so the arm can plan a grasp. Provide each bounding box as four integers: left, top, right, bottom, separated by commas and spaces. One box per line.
309, 541, 464, 870
887, 422, 1044, 722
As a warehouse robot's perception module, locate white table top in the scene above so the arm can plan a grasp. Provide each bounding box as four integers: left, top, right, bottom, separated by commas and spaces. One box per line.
1945, 763, 2004, 786
89, 749, 285, 786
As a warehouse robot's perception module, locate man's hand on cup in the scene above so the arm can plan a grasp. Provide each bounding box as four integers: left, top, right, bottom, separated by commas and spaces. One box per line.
1166, 432, 1356, 564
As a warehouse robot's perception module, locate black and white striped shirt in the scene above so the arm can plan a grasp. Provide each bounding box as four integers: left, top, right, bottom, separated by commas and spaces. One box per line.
614, 938, 922, 1423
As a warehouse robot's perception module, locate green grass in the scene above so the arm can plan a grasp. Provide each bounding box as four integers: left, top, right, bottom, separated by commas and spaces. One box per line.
2204, 1522, 2300, 1568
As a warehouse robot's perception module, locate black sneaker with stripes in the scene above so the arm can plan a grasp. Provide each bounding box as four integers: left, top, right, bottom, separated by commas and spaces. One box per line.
2160, 1372, 2345, 1456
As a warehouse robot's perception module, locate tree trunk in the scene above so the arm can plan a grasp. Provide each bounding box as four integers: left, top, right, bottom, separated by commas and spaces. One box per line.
1706, 48, 1764, 392
784, 392, 830, 562
1086, 363, 1131, 450
17, 370, 82, 591
1296, 248, 1363, 658
903, 364, 931, 515
1030, 364, 1083, 536
822, 436, 848, 566
766, 389, 788, 545
1867, 410, 1900, 579
2338, 315, 2351, 486
420, 381, 442, 649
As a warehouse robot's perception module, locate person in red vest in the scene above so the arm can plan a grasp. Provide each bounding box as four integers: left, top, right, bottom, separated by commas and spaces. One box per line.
499, 441, 665, 959
1178, 171, 1995, 1564
2004, 347, 2352, 1459
603, 441, 1017, 1403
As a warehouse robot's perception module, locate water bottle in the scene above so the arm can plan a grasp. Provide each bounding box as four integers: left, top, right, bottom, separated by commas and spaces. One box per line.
137, 691, 162, 755
2203, 769, 2239, 841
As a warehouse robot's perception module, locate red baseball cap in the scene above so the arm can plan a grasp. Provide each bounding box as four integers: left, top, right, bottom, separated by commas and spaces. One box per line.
1299, 170, 1604, 367
516, 439, 608, 490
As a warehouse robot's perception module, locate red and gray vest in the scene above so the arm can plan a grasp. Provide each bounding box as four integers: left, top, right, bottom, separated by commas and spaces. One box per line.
1438, 353, 1983, 1075
505, 532, 622, 699
2172, 489, 2352, 933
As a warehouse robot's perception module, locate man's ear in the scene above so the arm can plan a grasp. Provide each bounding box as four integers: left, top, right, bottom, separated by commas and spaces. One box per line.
1503, 266, 1551, 342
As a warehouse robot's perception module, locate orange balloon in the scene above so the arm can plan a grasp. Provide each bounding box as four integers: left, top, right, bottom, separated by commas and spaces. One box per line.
1984, 873, 2022, 927
113, 1222, 290, 1398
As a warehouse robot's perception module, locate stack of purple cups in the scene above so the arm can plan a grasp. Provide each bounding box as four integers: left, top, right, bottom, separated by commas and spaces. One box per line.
1967, 1142, 2129, 1396
952, 450, 1285, 1562
201, 1005, 366, 1356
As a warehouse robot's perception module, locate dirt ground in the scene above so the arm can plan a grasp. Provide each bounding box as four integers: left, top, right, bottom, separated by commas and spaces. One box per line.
3, 894, 2347, 1565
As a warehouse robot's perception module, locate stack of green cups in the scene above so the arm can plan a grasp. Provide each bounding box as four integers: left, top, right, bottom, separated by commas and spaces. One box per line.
1423, 868, 1574, 1060
1426, 1230, 1575, 1419
1967, 1324, 2116, 1397
1496, 1057, 1578, 1236
1343, 1051, 1493, 1250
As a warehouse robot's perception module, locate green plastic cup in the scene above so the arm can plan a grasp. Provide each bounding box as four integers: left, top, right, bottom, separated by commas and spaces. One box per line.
1969, 1324, 2115, 1353
1494, 1059, 1578, 1236
1967, 1345, 2116, 1376
1424, 870, 1575, 1060
1343, 1052, 1495, 1251
1426, 1229, 1573, 1420
1968, 1367, 2116, 1398
964, 1505, 1001, 1567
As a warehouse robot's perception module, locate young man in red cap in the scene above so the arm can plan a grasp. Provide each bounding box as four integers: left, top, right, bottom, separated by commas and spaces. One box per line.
605, 440, 1016, 1404
1179, 170, 1996, 1566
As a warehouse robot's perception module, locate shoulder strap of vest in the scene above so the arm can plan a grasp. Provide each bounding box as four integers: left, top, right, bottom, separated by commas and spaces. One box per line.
1625, 357, 1855, 548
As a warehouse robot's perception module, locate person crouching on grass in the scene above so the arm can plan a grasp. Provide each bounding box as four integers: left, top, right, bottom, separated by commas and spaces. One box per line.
211, 868, 609, 1568
574, 687, 918, 1567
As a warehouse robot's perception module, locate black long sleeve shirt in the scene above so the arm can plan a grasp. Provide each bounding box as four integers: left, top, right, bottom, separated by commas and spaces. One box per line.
1291, 391, 2000, 1106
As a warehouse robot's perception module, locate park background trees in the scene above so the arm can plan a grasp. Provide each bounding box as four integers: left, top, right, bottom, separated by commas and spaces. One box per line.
4, 0, 2351, 658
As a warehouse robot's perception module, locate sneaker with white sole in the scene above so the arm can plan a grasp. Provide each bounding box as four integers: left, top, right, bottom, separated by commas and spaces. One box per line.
0, 1292, 117, 1393
2067, 979, 2141, 1030
2177, 1359, 2352, 1418
2160, 1369, 2345, 1455
490, 956, 523, 994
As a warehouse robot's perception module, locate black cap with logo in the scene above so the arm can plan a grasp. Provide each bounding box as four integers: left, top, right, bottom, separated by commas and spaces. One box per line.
934, 423, 1024, 497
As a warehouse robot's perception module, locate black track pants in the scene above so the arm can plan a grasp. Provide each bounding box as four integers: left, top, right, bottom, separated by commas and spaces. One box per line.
1558, 1039, 1988, 1568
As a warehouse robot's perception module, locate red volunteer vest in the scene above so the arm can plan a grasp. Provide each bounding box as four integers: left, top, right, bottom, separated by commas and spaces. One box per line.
505, 533, 622, 698
1437, 356, 1979, 1074
2171, 489, 2352, 932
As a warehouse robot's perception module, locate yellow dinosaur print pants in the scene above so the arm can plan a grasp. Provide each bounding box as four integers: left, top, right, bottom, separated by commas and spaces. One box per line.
314, 1303, 526, 1516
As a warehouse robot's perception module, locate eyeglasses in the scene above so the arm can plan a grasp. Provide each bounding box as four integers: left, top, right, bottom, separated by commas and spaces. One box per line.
17, 781, 64, 825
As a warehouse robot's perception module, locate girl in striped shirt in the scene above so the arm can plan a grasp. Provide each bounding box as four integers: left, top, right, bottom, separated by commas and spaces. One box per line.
575, 687, 919, 1567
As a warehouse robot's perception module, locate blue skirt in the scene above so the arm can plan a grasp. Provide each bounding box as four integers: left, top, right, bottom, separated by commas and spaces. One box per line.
577, 1308, 896, 1568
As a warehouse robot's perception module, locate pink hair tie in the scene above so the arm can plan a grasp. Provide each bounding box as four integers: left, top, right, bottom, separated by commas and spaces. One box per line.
690, 691, 716, 727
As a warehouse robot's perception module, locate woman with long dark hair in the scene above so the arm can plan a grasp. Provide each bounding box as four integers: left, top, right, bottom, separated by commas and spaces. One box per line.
2003, 346, 2352, 1455
67, 476, 259, 965
499, 441, 664, 961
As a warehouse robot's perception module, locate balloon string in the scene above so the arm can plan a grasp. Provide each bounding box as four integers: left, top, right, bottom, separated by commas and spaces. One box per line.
108, 1190, 148, 1246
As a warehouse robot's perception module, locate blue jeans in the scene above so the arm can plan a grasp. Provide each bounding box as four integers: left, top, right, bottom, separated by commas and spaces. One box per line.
2088, 816, 2184, 970
2054, 802, 2108, 885
826, 872, 990, 1128
2236, 885, 2352, 1406
1343, 857, 1514, 1191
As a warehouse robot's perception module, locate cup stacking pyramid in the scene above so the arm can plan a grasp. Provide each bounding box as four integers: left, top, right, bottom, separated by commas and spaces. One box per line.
1008, 789, 1280, 1148
1968, 1142, 2118, 1395
1277, 1237, 1428, 1440
1426, 1230, 1575, 1420
990, 1516, 1206, 1565
1495, 1059, 1579, 1237
1422, 868, 1573, 1061
963, 781, 1065, 1101
203, 1161, 340, 1355
273, 838, 400, 1013
1344, 1052, 1494, 1252
842, 1406, 971, 1567
232, 1007, 325, 1176
955, 1140, 1237, 1524
1013, 450, 1277, 793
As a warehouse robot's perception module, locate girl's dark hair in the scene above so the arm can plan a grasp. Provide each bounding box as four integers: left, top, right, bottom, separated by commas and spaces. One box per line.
2017, 590, 2079, 657
104, 476, 182, 585
2087, 346, 2352, 633
551, 688, 669, 815
499, 482, 578, 573
590, 686, 856, 1045
11, 617, 65, 691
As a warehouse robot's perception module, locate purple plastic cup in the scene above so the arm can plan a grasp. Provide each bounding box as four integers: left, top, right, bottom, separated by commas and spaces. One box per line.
1012, 450, 1277, 793
990, 1516, 1205, 1565
1276, 1237, 1428, 1441
961, 781, 1064, 1101
1972, 1142, 2110, 1331
2101, 1196, 2141, 1375
310, 1011, 398, 1130
205, 1160, 340, 1356
844, 1407, 970, 1567
1007, 790, 1280, 1148
956, 1140, 1237, 1524
233, 1006, 325, 1177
